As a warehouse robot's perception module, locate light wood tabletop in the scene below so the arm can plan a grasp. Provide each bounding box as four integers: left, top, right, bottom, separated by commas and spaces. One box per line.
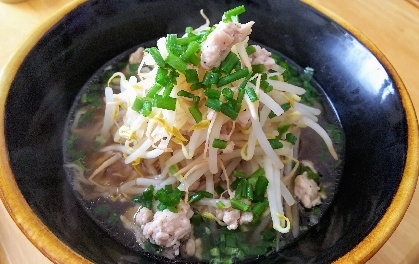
1, 0, 418, 263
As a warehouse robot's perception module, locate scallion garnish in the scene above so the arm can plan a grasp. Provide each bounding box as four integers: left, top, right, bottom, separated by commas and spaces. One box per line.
246, 45, 256, 55
216, 201, 226, 209
205, 88, 221, 99
177, 90, 195, 99
230, 198, 249, 211
185, 69, 199, 83
277, 123, 291, 138
221, 87, 234, 100
268, 139, 283, 149
281, 102, 291, 111
221, 102, 239, 120
145, 47, 165, 68
232, 170, 246, 178
165, 52, 187, 74
202, 71, 221, 86
154, 94, 177, 111
132, 96, 144, 112
189, 190, 213, 204
222, 5, 246, 23
217, 68, 250, 87
212, 138, 228, 149
244, 87, 258, 102
189, 104, 202, 123
155, 67, 170, 86
285, 132, 297, 144
205, 98, 223, 111
251, 64, 265, 73
146, 83, 163, 98
220, 52, 240, 74
141, 100, 153, 117
253, 175, 269, 202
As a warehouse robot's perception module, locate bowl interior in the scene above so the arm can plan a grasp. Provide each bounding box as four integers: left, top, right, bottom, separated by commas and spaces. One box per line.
3, 0, 409, 263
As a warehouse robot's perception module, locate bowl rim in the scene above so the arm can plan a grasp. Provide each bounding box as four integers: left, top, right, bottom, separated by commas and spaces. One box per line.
0, 0, 418, 263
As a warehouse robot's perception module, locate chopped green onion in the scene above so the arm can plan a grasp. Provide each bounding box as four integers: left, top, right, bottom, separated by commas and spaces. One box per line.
232, 170, 246, 178
260, 79, 273, 93
268, 139, 283, 149
222, 5, 246, 23
146, 83, 163, 98
246, 45, 256, 55
145, 47, 165, 68
230, 178, 242, 190
244, 87, 258, 102
217, 68, 250, 87
221, 102, 239, 120
215, 186, 225, 195
234, 180, 245, 199
230, 198, 249, 211
269, 75, 279, 80
251, 64, 265, 73
180, 41, 201, 64
212, 138, 228, 149
185, 69, 199, 83
166, 34, 185, 55
285, 133, 297, 144
191, 82, 204, 91
154, 94, 177, 111
205, 98, 223, 111
205, 88, 221, 99
281, 102, 291, 111
235, 88, 246, 112
189, 190, 213, 204
268, 110, 276, 119
141, 100, 153, 117
188, 104, 202, 123
163, 85, 174, 98
132, 97, 144, 112
251, 198, 269, 217
245, 181, 253, 201
176, 35, 200, 46
155, 68, 170, 86
185, 26, 194, 34
220, 52, 240, 74
168, 164, 178, 175
177, 90, 195, 98
131, 185, 154, 210
202, 71, 220, 86
216, 201, 226, 209
253, 175, 269, 202
277, 123, 291, 138
248, 167, 265, 186
165, 53, 187, 74
221, 87, 234, 100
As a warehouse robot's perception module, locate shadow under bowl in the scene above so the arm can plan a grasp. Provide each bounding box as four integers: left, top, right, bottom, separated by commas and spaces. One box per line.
0, 0, 418, 263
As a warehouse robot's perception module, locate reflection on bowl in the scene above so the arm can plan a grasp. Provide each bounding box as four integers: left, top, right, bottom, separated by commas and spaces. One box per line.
0, 0, 417, 263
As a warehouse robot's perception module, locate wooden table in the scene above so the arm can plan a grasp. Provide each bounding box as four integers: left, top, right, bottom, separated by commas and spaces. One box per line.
1, 0, 418, 263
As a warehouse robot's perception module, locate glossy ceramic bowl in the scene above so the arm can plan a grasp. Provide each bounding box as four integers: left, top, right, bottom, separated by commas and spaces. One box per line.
0, 0, 418, 263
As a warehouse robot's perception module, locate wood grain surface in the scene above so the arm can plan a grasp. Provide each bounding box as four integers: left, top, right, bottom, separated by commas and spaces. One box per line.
0, 0, 418, 263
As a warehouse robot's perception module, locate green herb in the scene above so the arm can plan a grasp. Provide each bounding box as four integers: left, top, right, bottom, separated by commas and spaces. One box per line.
232, 170, 246, 178
188, 104, 202, 123
205, 98, 223, 111
245, 45, 256, 55
145, 47, 165, 68
131, 185, 154, 209
222, 5, 246, 23
230, 199, 249, 211
154, 94, 177, 111
220, 52, 240, 74
285, 132, 297, 144
251, 64, 265, 73
268, 138, 283, 149
205, 87, 221, 99
245, 87, 258, 102
184, 69, 199, 83
189, 190, 213, 204
165, 52, 187, 74
217, 68, 250, 87
212, 138, 228, 149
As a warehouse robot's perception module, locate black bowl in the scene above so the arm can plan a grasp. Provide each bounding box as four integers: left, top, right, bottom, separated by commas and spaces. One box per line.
0, 0, 418, 263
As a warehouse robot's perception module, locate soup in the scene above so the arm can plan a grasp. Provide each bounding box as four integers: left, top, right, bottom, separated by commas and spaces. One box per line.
64, 6, 343, 262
